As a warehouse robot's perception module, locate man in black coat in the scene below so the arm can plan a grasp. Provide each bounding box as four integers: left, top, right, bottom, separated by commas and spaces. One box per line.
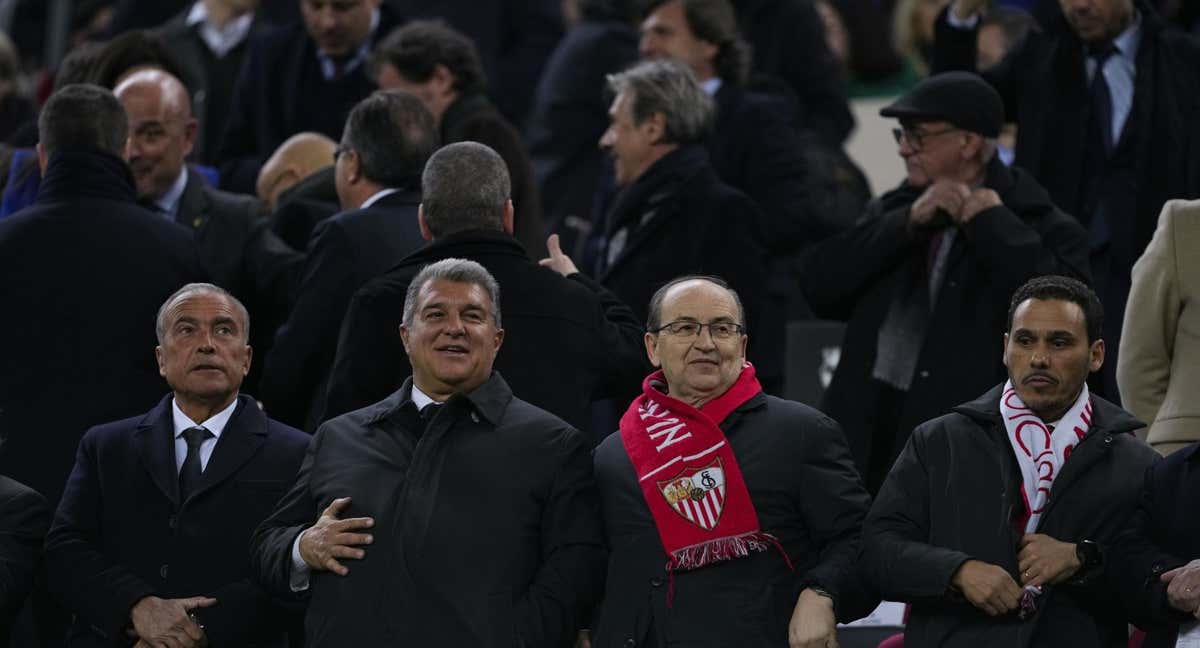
0, 473, 49, 648
46, 284, 309, 647
216, 0, 398, 193
155, 0, 265, 164
1108, 442, 1200, 647
260, 90, 437, 430
862, 275, 1159, 648
326, 142, 646, 438
802, 73, 1091, 493
115, 69, 304, 393
250, 258, 606, 646
371, 20, 547, 258
583, 60, 771, 387
592, 277, 873, 647
0, 84, 206, 509
933, 0, 1200, 400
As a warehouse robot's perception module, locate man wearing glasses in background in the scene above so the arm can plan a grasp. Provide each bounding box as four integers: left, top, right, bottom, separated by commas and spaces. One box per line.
591, 276, 873, 647
801, 71, 1091, 494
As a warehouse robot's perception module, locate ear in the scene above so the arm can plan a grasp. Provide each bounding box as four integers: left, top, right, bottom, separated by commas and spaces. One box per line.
346, 150, 363, 184
502, 200, 514, 235
431, 64, 456, 97
698, 40, 720, 65
399, 323, 412, 354
961, 132, 983, 160
418, 205, 434, 241
492, 327, 505, 352
241, 345, 252, 377
1002, 332, 1011, 368
644, 332, 662, 368
155, 345, 167, 378
181, 118, 198, 157
36, 142, 47, 175
645, 112, 667, 145
1088, 338, 1105, 373
738, 332, 748, 361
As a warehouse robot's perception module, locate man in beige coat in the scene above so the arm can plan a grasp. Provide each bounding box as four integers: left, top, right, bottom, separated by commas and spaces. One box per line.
1118, 199, 1200, 455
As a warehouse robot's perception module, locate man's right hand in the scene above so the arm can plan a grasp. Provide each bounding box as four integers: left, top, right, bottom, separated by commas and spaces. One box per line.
952, 0, 987, 21
538, 233, 580, 277
951, 560, 1023, 616
298, 496, 374, 576
909, 181, 969, 232
129, 595, 216, 647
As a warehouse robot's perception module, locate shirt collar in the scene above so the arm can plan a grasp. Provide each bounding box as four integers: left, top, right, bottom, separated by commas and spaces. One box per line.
360, 187, 400, 209
316, 8, 380, 80
1112, 10, 1142, 63
700, 77, 723, 96
186, 1, 254, 58
171, 396, 238, 440
156, 167, 190, 218
409, 383, 438, 411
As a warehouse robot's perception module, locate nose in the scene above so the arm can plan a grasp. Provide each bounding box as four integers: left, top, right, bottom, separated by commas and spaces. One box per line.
638, 34, 655, 59
692, 325, 717, 349
315, 6, 337, 31
599, 126, 615, 151
1030, 347, 1049, 368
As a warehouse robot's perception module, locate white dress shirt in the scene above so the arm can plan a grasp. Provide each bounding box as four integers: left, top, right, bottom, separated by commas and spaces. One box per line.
155, 167, 190, 220
171, 396, 238, 473
186, 1, 255, 59
359, 187, 400, 210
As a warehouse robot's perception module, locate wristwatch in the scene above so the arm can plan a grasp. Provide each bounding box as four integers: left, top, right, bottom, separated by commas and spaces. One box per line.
1076, 539, 1102, 569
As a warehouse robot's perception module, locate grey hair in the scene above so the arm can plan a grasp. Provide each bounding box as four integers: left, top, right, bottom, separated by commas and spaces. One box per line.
155, 283, 250, 344
420, 142, 510, 237
606, 59, 714, 146
401, 258, 502, 328
646, 275, 746, 332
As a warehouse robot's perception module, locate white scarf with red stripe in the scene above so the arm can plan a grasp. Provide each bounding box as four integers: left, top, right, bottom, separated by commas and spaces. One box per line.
1001, 380, 1093, 532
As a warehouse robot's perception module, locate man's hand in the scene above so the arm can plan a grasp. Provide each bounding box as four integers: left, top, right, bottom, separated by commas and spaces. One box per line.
956, 188, 1002, 226
951, 559, 1022, 616
538, 233, 580, 277
1161, 559, 1200, 616
129, 595, 215, 647
909, 181, 969, 231
952, 0, 988, 20
788, 588, 839, 648
299, 496, 375, 576
1017, 534, 1082, 587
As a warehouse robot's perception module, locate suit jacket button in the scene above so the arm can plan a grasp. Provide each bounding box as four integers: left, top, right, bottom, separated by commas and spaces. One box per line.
649, 577, 663, 587
159, 564, 169, 579
168, 515, 178, 530
624, 640, 636, 647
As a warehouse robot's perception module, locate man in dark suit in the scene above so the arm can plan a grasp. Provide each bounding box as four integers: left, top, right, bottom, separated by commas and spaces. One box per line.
251, 258, 605, 646
216, 0, 398, 193
0, 84, 206, 510
45, 283, 309, 648
580, 60, 772, 387
1109, 443, 1200, 647
155, 0, 265, 164
260, 90, 437, 430
115, 68, 304, 395
0, 472, 50, 648
933, 0, 1200, 400
325, 142, 646, 440
371, 20, 547, 258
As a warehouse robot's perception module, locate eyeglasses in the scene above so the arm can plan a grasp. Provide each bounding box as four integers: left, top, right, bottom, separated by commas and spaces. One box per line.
652, 319, 745, 340
333, 144, 350, 165
892, 126, 960, 151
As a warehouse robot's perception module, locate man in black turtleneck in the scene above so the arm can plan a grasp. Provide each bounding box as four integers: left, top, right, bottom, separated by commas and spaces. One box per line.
0, 84, 206, 510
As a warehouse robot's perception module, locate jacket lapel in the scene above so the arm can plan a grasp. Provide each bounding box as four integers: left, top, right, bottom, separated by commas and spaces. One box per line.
175, 168, 210, 233
135, 395, 182, 507
188, 396, 267, 503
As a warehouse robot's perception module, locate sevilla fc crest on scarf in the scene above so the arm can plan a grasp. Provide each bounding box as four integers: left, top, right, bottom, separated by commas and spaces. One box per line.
658, 459, 727, 531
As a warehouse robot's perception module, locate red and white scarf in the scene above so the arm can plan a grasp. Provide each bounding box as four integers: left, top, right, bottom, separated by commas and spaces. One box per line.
1001, 380, 1093, 533
619, 363, 787, 572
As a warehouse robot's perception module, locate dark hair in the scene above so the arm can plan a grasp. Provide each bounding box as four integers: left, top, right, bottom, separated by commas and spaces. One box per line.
54, 41, 107, 91
1007, 275, 1103, 343
980, 7, 1038, 47
581, 0, 640, 22
89, 30, 192, 92
39, 84, 128, 157
421, 142, 510, 237
642, 0, 751, 85
342, 90, 439, 189
646, 275, 745, 331
371, 21, 486, 96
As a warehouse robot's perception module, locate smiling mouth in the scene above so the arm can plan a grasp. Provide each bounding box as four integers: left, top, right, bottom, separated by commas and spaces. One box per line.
436, 345, 469, 355
191, 365, 223, 372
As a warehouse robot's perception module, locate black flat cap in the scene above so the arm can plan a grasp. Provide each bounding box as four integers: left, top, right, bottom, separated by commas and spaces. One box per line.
880, 71, 1004, 138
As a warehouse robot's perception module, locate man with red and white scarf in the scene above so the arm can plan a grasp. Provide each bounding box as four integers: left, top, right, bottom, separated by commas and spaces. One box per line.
592, 276, 873, 648
863, 274, 1158, 647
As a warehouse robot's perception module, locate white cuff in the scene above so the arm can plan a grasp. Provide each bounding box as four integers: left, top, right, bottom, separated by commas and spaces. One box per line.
946, 3, 981, 28
289, 529, 311, 592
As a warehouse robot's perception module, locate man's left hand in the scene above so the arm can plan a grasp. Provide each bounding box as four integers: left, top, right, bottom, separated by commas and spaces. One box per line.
1161, 559, 1200, 616
788, 588, 839, 648
538, 234, 579, 277
1018, 534, 1082, 587
957, 188, 1002, 226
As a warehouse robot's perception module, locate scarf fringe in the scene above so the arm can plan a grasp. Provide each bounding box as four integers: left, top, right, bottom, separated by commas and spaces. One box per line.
668, 531, 778, 571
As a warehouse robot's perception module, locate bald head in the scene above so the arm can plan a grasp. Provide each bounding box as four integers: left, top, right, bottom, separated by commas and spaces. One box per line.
257, 132, 337, 211
114, 69, 197, 202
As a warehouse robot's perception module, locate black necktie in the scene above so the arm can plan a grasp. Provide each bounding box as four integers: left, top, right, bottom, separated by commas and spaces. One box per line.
1084, 44, 1118, 249
1089, 45, 1117, 154
179, 426, 212, 502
